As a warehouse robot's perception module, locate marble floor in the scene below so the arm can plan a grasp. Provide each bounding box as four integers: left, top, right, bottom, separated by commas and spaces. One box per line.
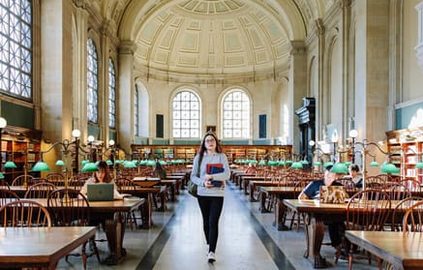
58, 183, 380, 270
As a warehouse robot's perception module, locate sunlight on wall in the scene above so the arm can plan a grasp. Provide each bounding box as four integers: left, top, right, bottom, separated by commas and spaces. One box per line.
408, 108, 423, 129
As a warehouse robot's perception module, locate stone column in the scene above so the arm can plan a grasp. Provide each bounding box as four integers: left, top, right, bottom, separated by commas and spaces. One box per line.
98, 23, 111, 142
72, 0, 89, 139
117, 41, 136, 153
315, 19, 325, 141
288, 41, 307, 152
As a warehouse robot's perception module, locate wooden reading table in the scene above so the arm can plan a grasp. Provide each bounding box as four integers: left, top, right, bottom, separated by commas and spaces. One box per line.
345, 231, 423, 270
0, 227, 96, 269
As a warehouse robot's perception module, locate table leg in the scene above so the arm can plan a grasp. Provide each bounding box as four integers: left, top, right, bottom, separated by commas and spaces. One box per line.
249, 183, 256, 201
304, 215, 327, 268
275, 198, 289, 230
104, 213, 126, 265
260, 191, 268, 213
140, 193, 153, 229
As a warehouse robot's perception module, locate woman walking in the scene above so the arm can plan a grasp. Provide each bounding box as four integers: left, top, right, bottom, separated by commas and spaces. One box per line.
190, 132, 230, 263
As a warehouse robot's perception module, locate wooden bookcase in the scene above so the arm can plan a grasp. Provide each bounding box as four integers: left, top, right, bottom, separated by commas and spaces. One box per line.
131, 144, 292, 163
1, 127, 42, 182
386, 127, 423, 183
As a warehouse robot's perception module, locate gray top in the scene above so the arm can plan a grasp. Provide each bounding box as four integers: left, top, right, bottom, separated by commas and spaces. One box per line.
190, 152, 231, 197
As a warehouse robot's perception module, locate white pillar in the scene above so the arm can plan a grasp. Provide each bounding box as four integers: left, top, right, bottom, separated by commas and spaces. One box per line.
416, 1, 423, 71
118, 41, 136, 153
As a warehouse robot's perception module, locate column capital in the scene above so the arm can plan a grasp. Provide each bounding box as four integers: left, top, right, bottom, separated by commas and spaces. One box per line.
338, 0, 352, 9
290, 40, 306, 56
315, 19, 325, 36
119, 40, 137, 55
72, 0, 90, 9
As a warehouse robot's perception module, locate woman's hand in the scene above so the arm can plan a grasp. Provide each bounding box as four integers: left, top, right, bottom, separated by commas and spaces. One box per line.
204, 174, 214, 188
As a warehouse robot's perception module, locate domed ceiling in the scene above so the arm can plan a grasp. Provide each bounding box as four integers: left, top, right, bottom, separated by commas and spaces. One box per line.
134, 0, 291, 77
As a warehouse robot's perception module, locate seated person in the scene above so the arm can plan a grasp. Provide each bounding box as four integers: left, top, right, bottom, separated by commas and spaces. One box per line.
80, 160, 123, 200
152, 160, 167, 179
298, 165, 342, 200
348, 164, 363, 188
298, 165, 345, 253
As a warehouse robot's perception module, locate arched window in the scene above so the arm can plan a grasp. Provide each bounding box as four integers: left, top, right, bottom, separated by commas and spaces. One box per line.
134, 84, 139, 136
108, 59, 116, 128
172, 90, 200, 138
222, 90, 250, 139
0, 0, 32, 99
87, 39, 98, 123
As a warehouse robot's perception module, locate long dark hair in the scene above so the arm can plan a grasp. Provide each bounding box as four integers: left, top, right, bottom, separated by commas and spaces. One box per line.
94, 160, 112, 183
196, 132, 222, 172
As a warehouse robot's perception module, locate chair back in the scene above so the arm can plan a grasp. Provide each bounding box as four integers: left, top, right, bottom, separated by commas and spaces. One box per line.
24, 182, 56, 199
0, 180, 10, 190
365, 176, 386, 189
346, 189, 391, 231
402, 200, 423, 232
0, 199, 51, 227
400, 179, 422, 193
388, 183, 411, 201
46, 173, 65, 186
391, 196, 423, 231
115, 177, 136, 191
0, 190, 19, 206
47, 189, 90, 226
11, 175, 35, 187
337, 177, 358, 193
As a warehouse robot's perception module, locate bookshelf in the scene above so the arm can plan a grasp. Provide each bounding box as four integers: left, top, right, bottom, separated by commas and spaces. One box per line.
130, 144, 292, 163
1, 127, 42, 182
386, 127, 423, 183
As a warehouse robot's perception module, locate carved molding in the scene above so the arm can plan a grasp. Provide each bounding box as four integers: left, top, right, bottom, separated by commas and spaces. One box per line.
290, 40, 306, 55
416, 1, 423, 71
119, 40, 137, 55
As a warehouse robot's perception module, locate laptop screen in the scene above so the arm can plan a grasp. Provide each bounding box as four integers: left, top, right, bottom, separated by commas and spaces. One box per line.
87, 183, 114, 201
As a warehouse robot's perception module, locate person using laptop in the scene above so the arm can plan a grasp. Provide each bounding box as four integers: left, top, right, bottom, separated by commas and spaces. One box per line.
298, 165, 346, 259
80, 160, 123, 200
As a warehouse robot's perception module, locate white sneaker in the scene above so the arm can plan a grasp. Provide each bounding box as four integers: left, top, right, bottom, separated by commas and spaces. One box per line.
207, 251, 216, 263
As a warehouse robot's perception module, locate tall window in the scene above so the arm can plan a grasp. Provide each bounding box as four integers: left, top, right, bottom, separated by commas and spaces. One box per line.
0, 0, 32, 99
134, 84, 139, 136
108, 59, 116, 128
222, 90, 250, 139
87, 39, 98, 123
172, 90, 200, 138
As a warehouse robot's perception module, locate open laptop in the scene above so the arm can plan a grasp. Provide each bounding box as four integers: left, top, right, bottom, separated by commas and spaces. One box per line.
87, 183, 114, 201
319, 186, 349, 204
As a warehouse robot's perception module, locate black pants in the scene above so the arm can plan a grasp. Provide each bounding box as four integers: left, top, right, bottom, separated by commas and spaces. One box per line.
327, 221, 345, 248
197, 196, 224, 253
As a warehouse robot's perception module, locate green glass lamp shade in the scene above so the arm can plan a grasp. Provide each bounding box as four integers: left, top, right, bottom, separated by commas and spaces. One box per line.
159, 160, 167, 165
278, 160, 286, 166
370, 161, 379, 167
291, 161, 303, 169
123, 160, 137, 168
313, 161, 322, 166
32, 161, 50, 172
249, 160, 258, 165
0, 172, 4, 179
81, 162, 98, 172
380, 162, 400, 174
146, 160, 156, 166
344, 161, 352, 167
323, 161, 334, 169
139, 160, 147, 165
114, 160, 123, 165
330, 162, 349, 174
416, 162, 423, 169
81, 159, 89, 166
131, 160, 139, 166
268, 160, 278, 166
4, 161, 17, 169
301, 160, 309, 165
285, 160, 293, 165
55, 160, 65, 166
106, 159, 113, 166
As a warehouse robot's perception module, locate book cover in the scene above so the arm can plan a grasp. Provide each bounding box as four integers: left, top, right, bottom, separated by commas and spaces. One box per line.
206, 163, 224, 174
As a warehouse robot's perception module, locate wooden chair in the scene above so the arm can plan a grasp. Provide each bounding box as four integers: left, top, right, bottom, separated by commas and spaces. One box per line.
115, 177, 141, 229
288, 180, 309, 230
387, 183, 411, 201
391, 196, 423, 232
46, 172, 65, 186
365, 176, 386, 189
0, 199, 51, 227
342, 189, 391, 269
402, 200, 423, 232
0, 180, 10, 190
11, 174, 35, 187
337, 177, 358, 193
399, 178, 422, 193
0, 189, 19, 206
47, 189, 100, 269
24, 182, 56, 199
